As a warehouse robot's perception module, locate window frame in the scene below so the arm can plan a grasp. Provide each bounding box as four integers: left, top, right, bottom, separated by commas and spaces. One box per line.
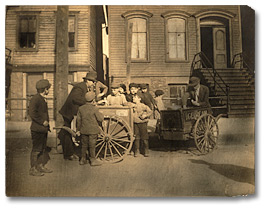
122, 10, 153, 63
161, 11, 190, 63
68, 12, 79, 52
16, 12, 40, 52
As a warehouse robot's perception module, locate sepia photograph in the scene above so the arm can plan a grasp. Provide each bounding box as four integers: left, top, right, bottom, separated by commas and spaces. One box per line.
4, 3, 256, 199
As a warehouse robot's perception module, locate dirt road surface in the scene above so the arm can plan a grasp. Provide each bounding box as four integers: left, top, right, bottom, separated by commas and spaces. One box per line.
5, 118, 255, 197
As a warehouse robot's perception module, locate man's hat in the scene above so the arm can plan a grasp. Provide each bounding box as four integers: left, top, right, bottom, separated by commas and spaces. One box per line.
188, 77, 200, 87
83, 71, 97, 82
85, 92, 95, 102
155, 89, 164, 97
36, 79, 51, 89
129, 83, 138, 89
110, 82, 120, 89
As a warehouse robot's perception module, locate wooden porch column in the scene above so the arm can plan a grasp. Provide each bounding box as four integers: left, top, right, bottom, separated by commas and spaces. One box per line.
55, 6, 69, 132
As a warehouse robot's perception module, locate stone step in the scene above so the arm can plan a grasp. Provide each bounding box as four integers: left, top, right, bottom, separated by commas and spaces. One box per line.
203, 72, 249, 79
228, 113, 255, 118
229, 99, 255, 105
216, 90, 255, 96
230, 104, 255, 109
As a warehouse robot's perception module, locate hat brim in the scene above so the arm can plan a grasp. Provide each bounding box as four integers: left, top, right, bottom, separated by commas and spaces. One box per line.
188, 82, 199, 87
83, 77, 97, 82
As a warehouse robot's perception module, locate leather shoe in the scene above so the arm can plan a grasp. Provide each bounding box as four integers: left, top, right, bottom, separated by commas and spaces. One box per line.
37, 165, 53, 173
29, 167, 44, 176
79, 158, 87, 165
90, 159, 102, 166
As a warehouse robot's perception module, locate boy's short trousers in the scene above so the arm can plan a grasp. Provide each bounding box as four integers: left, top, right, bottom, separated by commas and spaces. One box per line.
134, 122, 148, 140
31, 131, 48, 152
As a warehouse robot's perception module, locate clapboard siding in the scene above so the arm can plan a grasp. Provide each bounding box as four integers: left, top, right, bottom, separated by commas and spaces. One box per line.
109, 5, 241, 89
5, 6, 93, 67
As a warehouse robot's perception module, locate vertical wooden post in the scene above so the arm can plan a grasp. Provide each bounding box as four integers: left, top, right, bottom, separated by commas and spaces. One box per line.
126, 23, 133, 92
55, 6, 69, 145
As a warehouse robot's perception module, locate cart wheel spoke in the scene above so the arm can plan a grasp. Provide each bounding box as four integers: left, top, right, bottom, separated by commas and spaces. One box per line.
108, 142, 114, 160
95, 142, 105, 158
110, 141, 123, 158
111, 139, 128, 151
111, 125, 126, 137
109, 119, 120, 135
112, 138, 132, 143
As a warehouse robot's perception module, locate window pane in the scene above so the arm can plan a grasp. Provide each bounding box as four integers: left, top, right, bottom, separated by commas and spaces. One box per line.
20, 33, 28, 48
69, 16, 75, 32
20, 18, 28, 32
168, 18, 185, 32
168, 33, 176, 45
69, 32, 75, 47
138, 33, 146, 58
177, 45, 186, 60
28, 33, 36, 48
28, 17, 36, 32
129, 18, 146, 32
169, 44, 177, 58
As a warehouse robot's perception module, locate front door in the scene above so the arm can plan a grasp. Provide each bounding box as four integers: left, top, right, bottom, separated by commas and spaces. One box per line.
213, 27, 227, 69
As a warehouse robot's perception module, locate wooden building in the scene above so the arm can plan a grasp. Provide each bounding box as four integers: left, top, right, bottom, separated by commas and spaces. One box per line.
108, 5, 255, 117
5, 5, 107, 121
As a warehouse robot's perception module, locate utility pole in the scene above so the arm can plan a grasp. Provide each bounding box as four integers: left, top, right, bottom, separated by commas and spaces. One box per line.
55, 6, 69, 147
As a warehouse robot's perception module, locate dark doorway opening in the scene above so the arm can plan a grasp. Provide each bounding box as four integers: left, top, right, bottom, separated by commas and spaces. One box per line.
200, 27, 213, 67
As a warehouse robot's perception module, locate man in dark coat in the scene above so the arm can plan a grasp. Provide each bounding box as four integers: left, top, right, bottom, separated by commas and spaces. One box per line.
29, 79, 52, 176
182, 76, 210, 108
58, 71, 108, 160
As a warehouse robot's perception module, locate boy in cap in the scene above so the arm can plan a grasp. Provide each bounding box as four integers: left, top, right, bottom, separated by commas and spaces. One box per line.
126, 83, 144, 103
140, 83, 156, 112
29, 79, 52, 176
106, 83, 127, 106
132, 95, 152, 157
59, 71, 107, 160
76, 92, 104, 166
182, 76, 210, 109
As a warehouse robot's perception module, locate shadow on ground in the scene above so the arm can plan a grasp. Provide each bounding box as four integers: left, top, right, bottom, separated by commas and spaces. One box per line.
189, 159, 255, 185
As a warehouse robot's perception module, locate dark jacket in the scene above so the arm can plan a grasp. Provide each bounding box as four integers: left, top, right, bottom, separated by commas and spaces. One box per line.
29, 94, 50, 133
189, 84, 210, 107
59, 82, 88, 121
142, 92, 156, 110
76, 103, 104, 135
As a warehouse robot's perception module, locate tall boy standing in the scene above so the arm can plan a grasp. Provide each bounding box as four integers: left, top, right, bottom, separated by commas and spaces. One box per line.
132, 95, 152, 157
29, 79, 52, 176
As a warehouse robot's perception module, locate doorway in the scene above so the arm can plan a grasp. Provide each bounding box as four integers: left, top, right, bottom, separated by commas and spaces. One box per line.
200, 17, 230, 69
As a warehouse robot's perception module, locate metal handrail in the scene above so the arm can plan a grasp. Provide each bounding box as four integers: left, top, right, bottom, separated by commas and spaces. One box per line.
231, 52, 255, 79
190, 51, 230, 112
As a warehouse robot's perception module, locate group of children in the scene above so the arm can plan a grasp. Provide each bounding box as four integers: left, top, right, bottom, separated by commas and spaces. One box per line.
76, 82, 165, 165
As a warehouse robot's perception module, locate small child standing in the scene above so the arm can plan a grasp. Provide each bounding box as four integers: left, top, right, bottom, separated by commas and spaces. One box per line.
106, 83, 127, 106
76, 92, 104, 166
132, 95, 152, 157
154, 89, 166, 119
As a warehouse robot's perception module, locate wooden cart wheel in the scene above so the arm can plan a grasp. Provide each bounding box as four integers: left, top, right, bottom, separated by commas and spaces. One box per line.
194, 114, 219, 154
95, 116, 134, 163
